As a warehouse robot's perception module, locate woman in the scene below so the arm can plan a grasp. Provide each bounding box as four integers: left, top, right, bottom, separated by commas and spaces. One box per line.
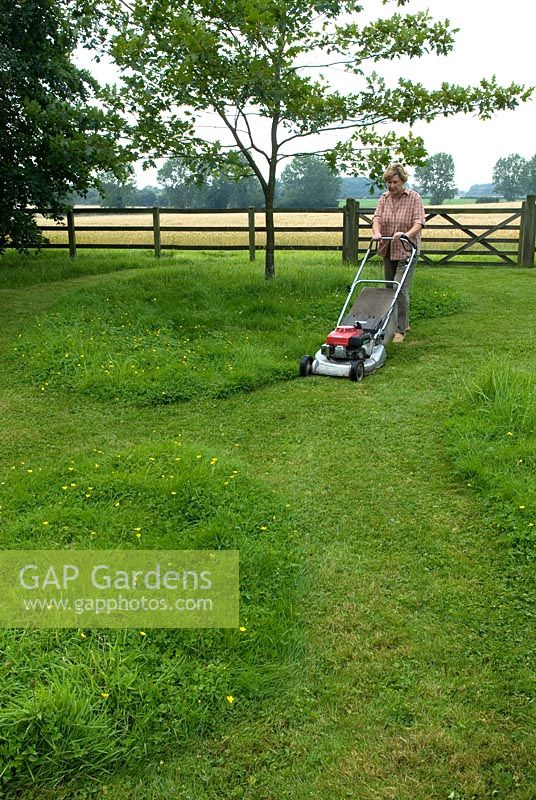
371, 163, 425, 343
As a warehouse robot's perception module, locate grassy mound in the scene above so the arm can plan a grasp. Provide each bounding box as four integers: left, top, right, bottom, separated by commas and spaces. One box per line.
445, 358, 536, 564
0, 441, 304, 796
10, 257, 465, 407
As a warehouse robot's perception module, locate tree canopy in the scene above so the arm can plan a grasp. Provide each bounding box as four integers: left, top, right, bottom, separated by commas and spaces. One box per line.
492, 154, 529, 200
0, 0, 128, 253
414, 152, 457, 205
277, 155, 341, 208
84, 0, 532, 275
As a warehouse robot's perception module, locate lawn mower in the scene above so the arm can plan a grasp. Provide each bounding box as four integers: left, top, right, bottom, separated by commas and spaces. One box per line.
299, 235, 417, 381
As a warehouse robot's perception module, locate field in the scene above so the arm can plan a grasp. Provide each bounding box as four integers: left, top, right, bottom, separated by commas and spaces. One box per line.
36, 203, 523, 257
0, 248, 534, 799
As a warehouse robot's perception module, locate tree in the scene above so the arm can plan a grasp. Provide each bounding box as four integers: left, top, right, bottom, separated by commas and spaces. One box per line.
86, 0, 532, 277
98, 173, 137, 207
68, 187, 103, 206
0, 0, 129, 254
205, 173, 264, 209
157, 159, 208, 208
277, 155, 341, 208
464, 183, 497, 199
135, 186, 161, 207
157, 157, 264, 208
340, 176, 381, 199
492, 154, 528, 200
525, 155, 536, 195
414, 152, 457, 205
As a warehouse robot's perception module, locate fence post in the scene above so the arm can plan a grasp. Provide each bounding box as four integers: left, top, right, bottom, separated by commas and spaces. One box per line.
342, 198, 358, 263
67, 209, 76, 258
519, 194, 535, 267
248, 207, 256, 261
152, 207, 161, 258
517, 200, 525, 265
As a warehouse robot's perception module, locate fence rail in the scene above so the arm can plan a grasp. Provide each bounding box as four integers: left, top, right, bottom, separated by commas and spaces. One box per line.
32, 196, 536, 267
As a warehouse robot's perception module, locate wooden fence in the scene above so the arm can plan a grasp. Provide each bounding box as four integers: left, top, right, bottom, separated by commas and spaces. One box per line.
36, 195, 536, 266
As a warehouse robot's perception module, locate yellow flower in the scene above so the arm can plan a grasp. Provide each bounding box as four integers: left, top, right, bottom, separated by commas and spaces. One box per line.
225, 695, 235, 704
239, 626, 247, 633
80, 632, 87, 639
210, 457, 218, 465
42, 521, 49, 526
260, 526, 268, 532
101, 692, 109, 699
507, 431, 514, 436
139, 631, 147, 637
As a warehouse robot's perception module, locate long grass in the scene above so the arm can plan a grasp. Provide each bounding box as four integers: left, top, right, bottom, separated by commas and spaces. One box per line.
0, 249, 534, 799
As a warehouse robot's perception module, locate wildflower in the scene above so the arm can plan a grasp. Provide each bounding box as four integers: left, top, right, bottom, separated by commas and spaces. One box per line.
80, 632, 87, 639
101, 692, 109, 699
225, 695, 235, 704
139, 631, 147, 637
239, 626, 247, 633
507, 431, 514, 436
519, 505, 525, 510
42, 521, 49, 526
260, 526, 268, 532
210, 457, 218, 465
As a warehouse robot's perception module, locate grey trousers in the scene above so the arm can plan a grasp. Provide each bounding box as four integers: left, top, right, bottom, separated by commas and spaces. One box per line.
383, 256, 417, 334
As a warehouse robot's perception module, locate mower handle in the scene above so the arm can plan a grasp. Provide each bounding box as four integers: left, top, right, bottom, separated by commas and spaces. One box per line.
373, 234, 416, 252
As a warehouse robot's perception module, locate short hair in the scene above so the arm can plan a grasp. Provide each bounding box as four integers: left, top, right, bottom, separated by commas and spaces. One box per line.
383, 163, 409, 183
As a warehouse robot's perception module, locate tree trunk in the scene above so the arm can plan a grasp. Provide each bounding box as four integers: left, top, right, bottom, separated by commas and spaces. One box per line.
264, 177, 276, 279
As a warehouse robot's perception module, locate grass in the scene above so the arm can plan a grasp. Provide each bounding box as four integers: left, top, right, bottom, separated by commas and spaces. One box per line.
7, 252, 462, 407
0, 249, 534, 799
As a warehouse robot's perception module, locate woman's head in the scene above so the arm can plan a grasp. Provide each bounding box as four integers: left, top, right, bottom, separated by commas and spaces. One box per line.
383, 163, 409, 198
383, 162, 409, 184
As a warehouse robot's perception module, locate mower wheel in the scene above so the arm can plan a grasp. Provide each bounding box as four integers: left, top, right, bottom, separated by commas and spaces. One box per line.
299, 355, 314, 377
349, 359, 365, 382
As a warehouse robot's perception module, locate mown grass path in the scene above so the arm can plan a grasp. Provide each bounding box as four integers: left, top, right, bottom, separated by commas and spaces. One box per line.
0, 259, 534, 799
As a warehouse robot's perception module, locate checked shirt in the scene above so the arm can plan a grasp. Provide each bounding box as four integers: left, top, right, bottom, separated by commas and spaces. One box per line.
372, 188, 426, 260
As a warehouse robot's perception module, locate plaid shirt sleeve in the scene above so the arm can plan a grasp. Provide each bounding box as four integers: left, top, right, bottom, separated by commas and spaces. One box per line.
372, 190, 425, 260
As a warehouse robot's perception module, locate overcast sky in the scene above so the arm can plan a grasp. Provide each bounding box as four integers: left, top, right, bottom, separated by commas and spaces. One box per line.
81, 0, 535, 191
368, 0, 536, 190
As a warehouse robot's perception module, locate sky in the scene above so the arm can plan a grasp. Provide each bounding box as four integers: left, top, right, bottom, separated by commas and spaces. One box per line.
79, 0, 536, 192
